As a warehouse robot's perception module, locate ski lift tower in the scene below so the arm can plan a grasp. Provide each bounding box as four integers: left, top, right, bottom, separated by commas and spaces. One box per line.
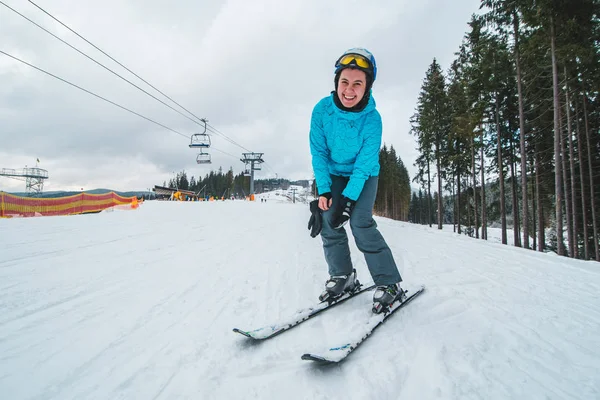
0, 165, 49, 196
240, 152, 264, 195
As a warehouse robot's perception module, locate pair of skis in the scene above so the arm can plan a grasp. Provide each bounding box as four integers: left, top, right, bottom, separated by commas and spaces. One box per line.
233, 283, 425, 363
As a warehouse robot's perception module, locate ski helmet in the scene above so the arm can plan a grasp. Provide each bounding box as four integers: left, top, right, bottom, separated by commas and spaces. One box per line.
334, 47, 377, 81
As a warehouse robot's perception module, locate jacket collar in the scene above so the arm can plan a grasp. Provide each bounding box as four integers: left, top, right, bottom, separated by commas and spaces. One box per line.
329, 92, 376, 120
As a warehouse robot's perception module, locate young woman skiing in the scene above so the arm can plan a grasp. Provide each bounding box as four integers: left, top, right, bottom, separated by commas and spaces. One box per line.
308, 48, 404, 313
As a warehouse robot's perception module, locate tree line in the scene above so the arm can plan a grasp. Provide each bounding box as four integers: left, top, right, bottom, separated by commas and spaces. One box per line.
411, 0, 599, 261
166, 168, 306, 199
374, 145, 411, 221
165, 167, 245, 199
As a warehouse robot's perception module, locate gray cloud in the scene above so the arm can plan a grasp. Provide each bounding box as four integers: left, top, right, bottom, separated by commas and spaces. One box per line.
1, 0, 480, 192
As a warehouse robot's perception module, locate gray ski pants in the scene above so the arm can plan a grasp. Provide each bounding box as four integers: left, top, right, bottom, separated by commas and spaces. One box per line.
320, 175, 402, 286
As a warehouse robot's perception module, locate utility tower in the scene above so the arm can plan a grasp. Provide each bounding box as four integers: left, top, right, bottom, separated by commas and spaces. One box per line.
0, 166, 49, 196
289, 187, 297, 203
240, 153, 264, 195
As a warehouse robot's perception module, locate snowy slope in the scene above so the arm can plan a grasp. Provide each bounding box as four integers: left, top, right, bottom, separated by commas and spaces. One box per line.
1, 200, 599, 399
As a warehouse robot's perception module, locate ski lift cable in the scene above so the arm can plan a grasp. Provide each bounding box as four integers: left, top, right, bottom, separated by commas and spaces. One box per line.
0, 1, 209, 130
205, 124, 253, 153
262, 161, 278, 177
24, 0, 206, 127
0, 49, 190, 139
208, 146, 239, 160
2, 48, 246, 164
23, 0, 257, 154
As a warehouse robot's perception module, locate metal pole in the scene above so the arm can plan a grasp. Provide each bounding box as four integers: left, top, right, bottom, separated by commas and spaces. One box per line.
250, 161, 255, 195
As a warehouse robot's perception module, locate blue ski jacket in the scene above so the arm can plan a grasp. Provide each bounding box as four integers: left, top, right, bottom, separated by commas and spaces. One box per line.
309, 92, 382, 201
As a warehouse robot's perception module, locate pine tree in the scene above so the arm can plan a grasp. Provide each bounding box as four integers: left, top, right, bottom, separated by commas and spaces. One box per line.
482, 0, 531, 248
447, 55, 472, 235
412, 59, 450, 229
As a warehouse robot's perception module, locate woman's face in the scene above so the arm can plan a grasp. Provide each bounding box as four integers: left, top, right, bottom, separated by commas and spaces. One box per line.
337, 68, 367, 108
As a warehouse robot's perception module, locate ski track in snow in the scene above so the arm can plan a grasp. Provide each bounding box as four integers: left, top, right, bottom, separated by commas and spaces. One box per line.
0, 200, 599, 399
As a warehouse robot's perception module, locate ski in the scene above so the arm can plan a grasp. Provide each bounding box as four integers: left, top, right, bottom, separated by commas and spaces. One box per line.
233, 284, 376, 340
301, 285, 425, 363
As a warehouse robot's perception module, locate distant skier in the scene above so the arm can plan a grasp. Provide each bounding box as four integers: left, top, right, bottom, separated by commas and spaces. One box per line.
307, 48, 405, 313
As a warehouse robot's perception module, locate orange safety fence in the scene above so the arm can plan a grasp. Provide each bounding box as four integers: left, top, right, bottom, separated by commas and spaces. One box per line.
0, 191, 139, 218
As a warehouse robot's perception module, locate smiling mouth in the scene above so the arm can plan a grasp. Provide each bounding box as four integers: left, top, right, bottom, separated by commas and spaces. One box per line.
343, 95, 356, 101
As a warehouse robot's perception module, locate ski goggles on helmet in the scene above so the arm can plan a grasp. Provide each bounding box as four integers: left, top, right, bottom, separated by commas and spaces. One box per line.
336, 54, 371, 70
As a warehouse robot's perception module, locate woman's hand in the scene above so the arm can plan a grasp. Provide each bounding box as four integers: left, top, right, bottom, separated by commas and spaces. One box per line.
318, 192, 333, 211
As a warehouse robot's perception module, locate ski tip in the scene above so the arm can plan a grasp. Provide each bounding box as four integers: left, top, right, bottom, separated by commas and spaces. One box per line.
408, 284, 426, 293
232, 328, 253, 338
301, 353, 334, 363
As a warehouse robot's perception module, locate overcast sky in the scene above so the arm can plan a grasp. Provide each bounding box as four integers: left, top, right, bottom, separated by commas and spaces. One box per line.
1, 0, 481, 192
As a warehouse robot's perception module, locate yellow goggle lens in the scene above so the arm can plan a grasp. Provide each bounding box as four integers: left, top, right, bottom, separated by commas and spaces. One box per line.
338, 54, 370, 69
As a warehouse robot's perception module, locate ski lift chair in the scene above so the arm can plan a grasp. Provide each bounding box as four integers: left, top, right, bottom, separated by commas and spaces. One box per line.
196, 152, 211, 164
189, 133, 211, 148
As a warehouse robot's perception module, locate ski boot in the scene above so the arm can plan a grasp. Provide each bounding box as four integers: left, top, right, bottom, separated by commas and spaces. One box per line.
372, 283, 406, 314
319, 269, 361, 302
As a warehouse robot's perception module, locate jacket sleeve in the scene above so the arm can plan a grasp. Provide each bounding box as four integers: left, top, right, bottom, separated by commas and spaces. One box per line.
309, 102, 332, 195
342, 111, 382, 200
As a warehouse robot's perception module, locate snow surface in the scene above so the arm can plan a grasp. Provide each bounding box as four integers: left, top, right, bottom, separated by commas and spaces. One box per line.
1, 198, 599, 399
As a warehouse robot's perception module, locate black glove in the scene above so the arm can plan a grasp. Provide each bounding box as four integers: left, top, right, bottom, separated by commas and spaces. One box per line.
308, 199, 322, 238
331, 196, 355, 229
